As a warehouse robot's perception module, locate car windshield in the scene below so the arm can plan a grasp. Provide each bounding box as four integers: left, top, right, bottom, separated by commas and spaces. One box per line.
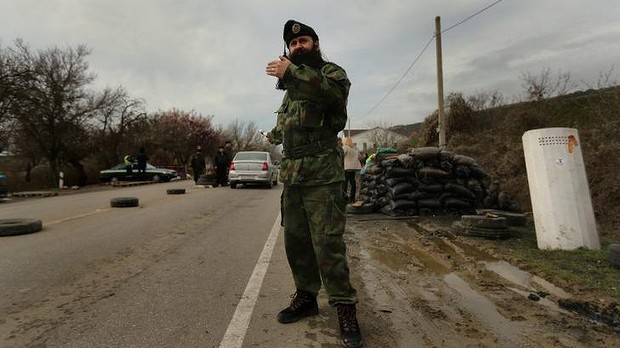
234, 152, 268, 161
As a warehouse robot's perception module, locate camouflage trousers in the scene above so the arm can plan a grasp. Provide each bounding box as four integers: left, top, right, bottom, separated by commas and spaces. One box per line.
282, 182, 358, 306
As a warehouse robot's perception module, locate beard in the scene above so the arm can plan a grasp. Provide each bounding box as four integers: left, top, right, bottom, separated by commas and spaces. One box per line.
289, 46, 325, 69
277, 45, 325, 90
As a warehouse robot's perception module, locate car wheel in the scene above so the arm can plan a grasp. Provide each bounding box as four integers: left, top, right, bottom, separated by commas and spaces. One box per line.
230, 182, 237, 189
111, 177, 119, 182
152, 174, 161, 182
266, 179, 273, 189
110, 197, 139, 208
0, 218, 43, 237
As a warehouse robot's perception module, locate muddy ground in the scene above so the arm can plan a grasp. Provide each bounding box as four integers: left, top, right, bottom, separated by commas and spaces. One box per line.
345, 214, 620, 348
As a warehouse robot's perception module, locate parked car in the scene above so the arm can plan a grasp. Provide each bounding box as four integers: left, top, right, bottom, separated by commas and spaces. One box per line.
99, 163, 178, 183
228, 151, 279, 189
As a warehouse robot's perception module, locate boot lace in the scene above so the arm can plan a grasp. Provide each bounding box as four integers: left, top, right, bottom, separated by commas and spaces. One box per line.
289, 291, 313, 310
337, 305, 360, 333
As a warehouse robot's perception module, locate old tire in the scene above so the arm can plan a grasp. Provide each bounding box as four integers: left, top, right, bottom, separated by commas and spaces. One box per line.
460, 215, 507, 229
608, 244, 620, 268
452, 221, 511, 240
110, 197, 139, 208
475, 209, 527, 226
0, 218, 43, 237
230, 182, 237, 189
166, 188, 186, 195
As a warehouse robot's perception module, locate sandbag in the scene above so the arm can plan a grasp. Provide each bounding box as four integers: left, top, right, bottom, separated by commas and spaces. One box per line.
417, 167, 449, 179
389, 199, 418, 211
385, 167, 417, 178
444, 183, 476, 199
444, 198, 472, 210
453, 154, 477, 166
397, 154, 415, 168
418, 183, 444, 194
409, 191, 433, 201
468, 165, 488, 179
385, 176, 409, 187
411, 146, 441, 160
417, 198, 441, 209
389, 182, 415, 196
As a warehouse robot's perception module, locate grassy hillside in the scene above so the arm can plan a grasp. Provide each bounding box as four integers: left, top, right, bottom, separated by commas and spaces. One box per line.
423, 86, 620, 241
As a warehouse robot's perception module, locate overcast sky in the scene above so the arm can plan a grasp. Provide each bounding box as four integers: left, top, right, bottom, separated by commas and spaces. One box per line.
1, 0, 619, 132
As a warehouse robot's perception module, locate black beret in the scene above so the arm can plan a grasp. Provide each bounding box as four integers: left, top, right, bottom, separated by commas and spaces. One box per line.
283, 20, 319, 46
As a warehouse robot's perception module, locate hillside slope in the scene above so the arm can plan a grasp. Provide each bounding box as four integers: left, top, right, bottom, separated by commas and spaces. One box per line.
420, 86, 620, 241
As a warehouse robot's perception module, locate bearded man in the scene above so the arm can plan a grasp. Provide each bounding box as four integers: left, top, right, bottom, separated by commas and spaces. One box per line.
265, 20, 363, 348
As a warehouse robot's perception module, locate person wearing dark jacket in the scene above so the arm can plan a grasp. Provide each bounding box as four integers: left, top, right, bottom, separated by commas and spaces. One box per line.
213, 146, 229, 187
190, 147, 206, 184
136, 147, 148, 179
265, 19, 362, 348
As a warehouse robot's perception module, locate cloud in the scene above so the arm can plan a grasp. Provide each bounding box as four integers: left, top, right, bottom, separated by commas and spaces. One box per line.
2, 0, 619, 131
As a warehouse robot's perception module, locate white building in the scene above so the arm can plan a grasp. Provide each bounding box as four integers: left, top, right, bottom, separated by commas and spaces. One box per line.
341, 127, 409, 153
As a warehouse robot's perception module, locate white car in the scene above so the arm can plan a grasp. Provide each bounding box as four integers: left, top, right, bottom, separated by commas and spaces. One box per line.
228, 151, 279, 189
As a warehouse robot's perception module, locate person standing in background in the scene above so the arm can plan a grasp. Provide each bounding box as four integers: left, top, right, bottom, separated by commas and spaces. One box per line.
224, 140, 235, 183
136, 147, 148, 179
213, 146, 230, 187
123, 154, 134, 174
342, 137, 361, 203
190, 146, 206, 184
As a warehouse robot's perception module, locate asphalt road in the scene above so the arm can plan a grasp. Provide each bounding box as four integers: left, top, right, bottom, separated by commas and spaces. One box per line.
0, 180, 303, 347
4, 181, 619, 347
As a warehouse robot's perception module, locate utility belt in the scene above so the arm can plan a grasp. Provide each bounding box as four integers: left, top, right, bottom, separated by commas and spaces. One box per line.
284, 140, 335, 159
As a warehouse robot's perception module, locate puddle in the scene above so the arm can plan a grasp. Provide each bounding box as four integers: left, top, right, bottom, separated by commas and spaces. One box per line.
400, 243, 451, 275
430, 237, 466, 263
450, 240, 498, 261
443, 272, 526, 346
482, 260, 570, 299
366, 247, 409, 272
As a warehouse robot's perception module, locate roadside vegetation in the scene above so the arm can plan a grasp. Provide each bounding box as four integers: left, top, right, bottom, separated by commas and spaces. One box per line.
0, 39, 276, 191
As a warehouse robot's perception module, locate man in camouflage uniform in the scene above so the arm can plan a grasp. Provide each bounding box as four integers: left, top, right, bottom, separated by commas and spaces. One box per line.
265, 20, 362, 348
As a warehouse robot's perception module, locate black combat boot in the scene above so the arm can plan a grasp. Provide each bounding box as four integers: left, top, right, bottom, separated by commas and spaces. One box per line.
277, 290, 319, 324
336, 304, 363, 347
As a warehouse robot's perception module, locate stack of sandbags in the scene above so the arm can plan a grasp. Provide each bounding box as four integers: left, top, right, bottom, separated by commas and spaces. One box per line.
358, 147, 521, 216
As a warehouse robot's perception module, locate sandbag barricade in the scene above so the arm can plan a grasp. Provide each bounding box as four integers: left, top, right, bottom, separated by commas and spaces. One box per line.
358, 147, 522, 217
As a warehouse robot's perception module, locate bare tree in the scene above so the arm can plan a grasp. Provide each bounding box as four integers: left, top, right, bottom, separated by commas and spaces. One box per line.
466, 90, 504, 110
222, 119, 264, 151
520, 68, 575, 101
6, 40, 102, 184
150, 109, 217, 166
89, 87, 147, 167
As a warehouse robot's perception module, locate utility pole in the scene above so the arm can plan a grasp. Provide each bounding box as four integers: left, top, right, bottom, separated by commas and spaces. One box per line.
435, 16, 446, 148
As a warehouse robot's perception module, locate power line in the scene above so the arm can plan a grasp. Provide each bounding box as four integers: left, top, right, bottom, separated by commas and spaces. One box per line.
358, 0, 505, 122
443, 0, 504, 33
359, 35, 434, 120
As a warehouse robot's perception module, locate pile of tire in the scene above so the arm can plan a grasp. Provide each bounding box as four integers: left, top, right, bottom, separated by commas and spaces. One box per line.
358, 146, 522, 217
452, 215, 511, 239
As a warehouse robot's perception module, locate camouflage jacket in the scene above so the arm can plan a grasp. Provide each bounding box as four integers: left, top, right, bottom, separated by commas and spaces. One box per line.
269, 61, 350, 186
